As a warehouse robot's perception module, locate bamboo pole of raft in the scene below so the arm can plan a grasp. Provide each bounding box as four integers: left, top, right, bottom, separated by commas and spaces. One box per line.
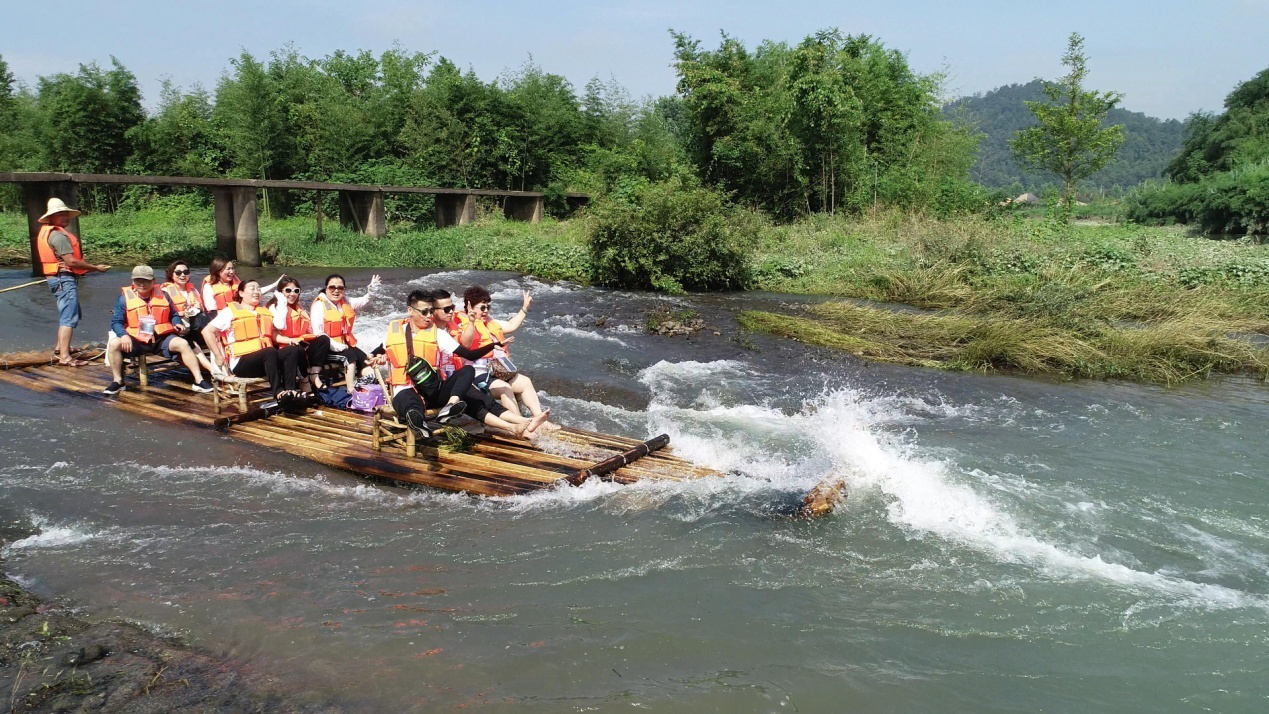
0, 279, 46, 294
568, 434, 671, 485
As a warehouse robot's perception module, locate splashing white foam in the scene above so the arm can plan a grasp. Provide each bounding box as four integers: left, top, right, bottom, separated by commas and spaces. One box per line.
544, 325, 629, 346
3, 515, 105, 553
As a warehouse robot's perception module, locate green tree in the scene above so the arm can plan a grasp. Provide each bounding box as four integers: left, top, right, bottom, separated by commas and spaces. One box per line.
1010, 33, 1124, 207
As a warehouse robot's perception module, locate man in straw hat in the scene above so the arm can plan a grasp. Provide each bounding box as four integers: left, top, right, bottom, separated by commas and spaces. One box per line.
35, 197, 110, 366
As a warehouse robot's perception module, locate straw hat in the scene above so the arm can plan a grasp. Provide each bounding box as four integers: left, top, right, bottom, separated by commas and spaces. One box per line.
38, 197, 81, 224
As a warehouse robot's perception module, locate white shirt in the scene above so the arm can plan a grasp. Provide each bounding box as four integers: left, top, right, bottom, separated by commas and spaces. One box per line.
311, 293, 372, 351
206, 307, 259, 371
391, 324, 463, 397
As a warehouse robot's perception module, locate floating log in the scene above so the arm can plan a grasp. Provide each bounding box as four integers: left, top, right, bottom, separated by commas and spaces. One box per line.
567, 434, 671, 485
797, 475, 847, 519
0, 358, 843, 516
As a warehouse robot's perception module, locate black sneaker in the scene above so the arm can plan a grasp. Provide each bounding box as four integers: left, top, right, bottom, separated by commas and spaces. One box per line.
436, 401, 466, 424
405, 409, 431, 439
191, 379, 214, 393
102, 381, 125, 396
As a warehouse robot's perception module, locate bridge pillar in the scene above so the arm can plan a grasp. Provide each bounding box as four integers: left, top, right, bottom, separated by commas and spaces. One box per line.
435, 193, 476, 228
338, 190, 386, 237
212, 188, 236, 258
210, 187, 261, 266
232, 187, 261, 267
21, 181, 80, 277
503, 195, 544, 223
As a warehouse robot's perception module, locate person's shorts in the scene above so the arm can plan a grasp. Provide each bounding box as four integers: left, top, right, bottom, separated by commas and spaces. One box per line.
47, 275, 81, 328
121, 333, 178, 360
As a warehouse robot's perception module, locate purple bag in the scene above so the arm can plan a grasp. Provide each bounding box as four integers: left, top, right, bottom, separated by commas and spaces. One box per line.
348, 383, 386, 413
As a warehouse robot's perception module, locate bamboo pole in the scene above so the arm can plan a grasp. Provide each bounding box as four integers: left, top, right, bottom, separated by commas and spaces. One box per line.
0, 279, 46, 294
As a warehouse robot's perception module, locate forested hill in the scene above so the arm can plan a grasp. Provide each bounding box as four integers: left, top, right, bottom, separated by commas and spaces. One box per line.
946, 80, 1187, 194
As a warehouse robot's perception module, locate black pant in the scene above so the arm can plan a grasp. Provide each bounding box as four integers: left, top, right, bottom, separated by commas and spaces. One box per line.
390, 365, 505, 422
302, 335, 332, 372
185, 313, 211, 350
232, 346, 300, 397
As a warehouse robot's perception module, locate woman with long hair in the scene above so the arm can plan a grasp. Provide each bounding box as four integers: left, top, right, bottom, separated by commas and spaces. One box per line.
160, 259, 214, 373
311, 273, 379, 388
269, 277, 334, 389
202, 257, 281, 316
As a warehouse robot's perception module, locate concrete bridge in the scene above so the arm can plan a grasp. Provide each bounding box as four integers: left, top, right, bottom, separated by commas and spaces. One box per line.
1, 172, 589, 275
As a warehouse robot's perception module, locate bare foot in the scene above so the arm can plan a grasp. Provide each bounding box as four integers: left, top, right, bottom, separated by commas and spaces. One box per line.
522, 408, 551, 439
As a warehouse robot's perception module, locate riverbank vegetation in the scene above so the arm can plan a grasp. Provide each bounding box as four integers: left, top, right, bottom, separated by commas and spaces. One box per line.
2, 34, 1268, 384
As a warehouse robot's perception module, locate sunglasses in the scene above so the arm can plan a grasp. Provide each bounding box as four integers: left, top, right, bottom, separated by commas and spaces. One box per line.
173, 269, 190, 276
282, 287, 301, 294
474, 303, 491, 311
409, 305, 433, 316
327, 285, 345, 291
438, 305, 455, 313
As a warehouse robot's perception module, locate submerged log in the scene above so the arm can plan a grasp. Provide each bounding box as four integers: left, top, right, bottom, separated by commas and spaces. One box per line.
797, 475, 847, 519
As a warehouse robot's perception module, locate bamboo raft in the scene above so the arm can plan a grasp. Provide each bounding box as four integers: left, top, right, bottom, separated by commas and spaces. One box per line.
0, 348, 844, 515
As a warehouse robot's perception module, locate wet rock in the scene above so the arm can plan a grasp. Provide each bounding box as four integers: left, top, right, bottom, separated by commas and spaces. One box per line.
3, 605, 34, 622
60, 643, 109, 666
652, 318, 707, 336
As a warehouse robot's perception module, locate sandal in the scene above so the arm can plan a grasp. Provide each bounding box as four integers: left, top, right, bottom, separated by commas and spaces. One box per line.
57, 358, 90, 367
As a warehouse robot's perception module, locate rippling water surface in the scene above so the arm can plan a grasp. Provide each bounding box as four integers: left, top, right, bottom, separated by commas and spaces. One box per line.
1, 267, 1267, 712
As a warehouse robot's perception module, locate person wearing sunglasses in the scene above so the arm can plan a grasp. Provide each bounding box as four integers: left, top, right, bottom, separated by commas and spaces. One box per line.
160, 259, 216, 374
269, 277, 333, 389
379, 289, 549, 440
452, 285, 556, 431
312, 273, 380, 388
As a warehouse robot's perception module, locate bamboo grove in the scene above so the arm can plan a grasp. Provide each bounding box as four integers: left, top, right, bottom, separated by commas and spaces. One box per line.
0, 30, 987, 220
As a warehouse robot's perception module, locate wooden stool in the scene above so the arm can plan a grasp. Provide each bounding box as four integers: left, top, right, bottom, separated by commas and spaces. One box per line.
372, 405, 416, 457
212, 373, 269, 413
372, 404, 442, 458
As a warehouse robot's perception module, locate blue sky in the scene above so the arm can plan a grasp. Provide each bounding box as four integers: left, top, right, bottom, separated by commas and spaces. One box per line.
4, 0, 1267, 120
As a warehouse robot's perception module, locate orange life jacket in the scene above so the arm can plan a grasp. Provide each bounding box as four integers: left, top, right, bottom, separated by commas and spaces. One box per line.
203, 275, 239, 312
160, 281, 200, 314
36, 225, 86, 277
384, 318, 439, 388
122, 287, 176, 343
316, 296, 357, 347
470, 316, 508, 355
257, 306, 275, 348
223, 303, 268, 358
279, 305, 315, 341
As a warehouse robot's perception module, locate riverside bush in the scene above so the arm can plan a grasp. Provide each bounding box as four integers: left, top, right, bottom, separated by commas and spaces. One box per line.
588, 178, 757, 293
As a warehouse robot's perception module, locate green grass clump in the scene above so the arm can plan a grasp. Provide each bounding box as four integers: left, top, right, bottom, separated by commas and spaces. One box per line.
740, 299, 1269, 384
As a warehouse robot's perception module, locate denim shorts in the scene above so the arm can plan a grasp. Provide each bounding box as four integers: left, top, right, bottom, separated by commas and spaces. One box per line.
47, 275, 81, 328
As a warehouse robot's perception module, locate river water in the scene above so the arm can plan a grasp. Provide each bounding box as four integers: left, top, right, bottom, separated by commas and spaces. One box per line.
1, 267, 1266, 712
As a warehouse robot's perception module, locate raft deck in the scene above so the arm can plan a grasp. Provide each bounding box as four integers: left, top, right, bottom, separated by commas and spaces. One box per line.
0, 349, 843, 514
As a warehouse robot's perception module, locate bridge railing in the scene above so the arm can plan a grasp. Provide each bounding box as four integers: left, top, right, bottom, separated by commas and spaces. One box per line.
0, 172, 589, 274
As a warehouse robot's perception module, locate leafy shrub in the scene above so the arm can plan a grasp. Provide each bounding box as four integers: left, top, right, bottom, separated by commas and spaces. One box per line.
588, 177, 757, 293
1126, 164, 1269, 235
